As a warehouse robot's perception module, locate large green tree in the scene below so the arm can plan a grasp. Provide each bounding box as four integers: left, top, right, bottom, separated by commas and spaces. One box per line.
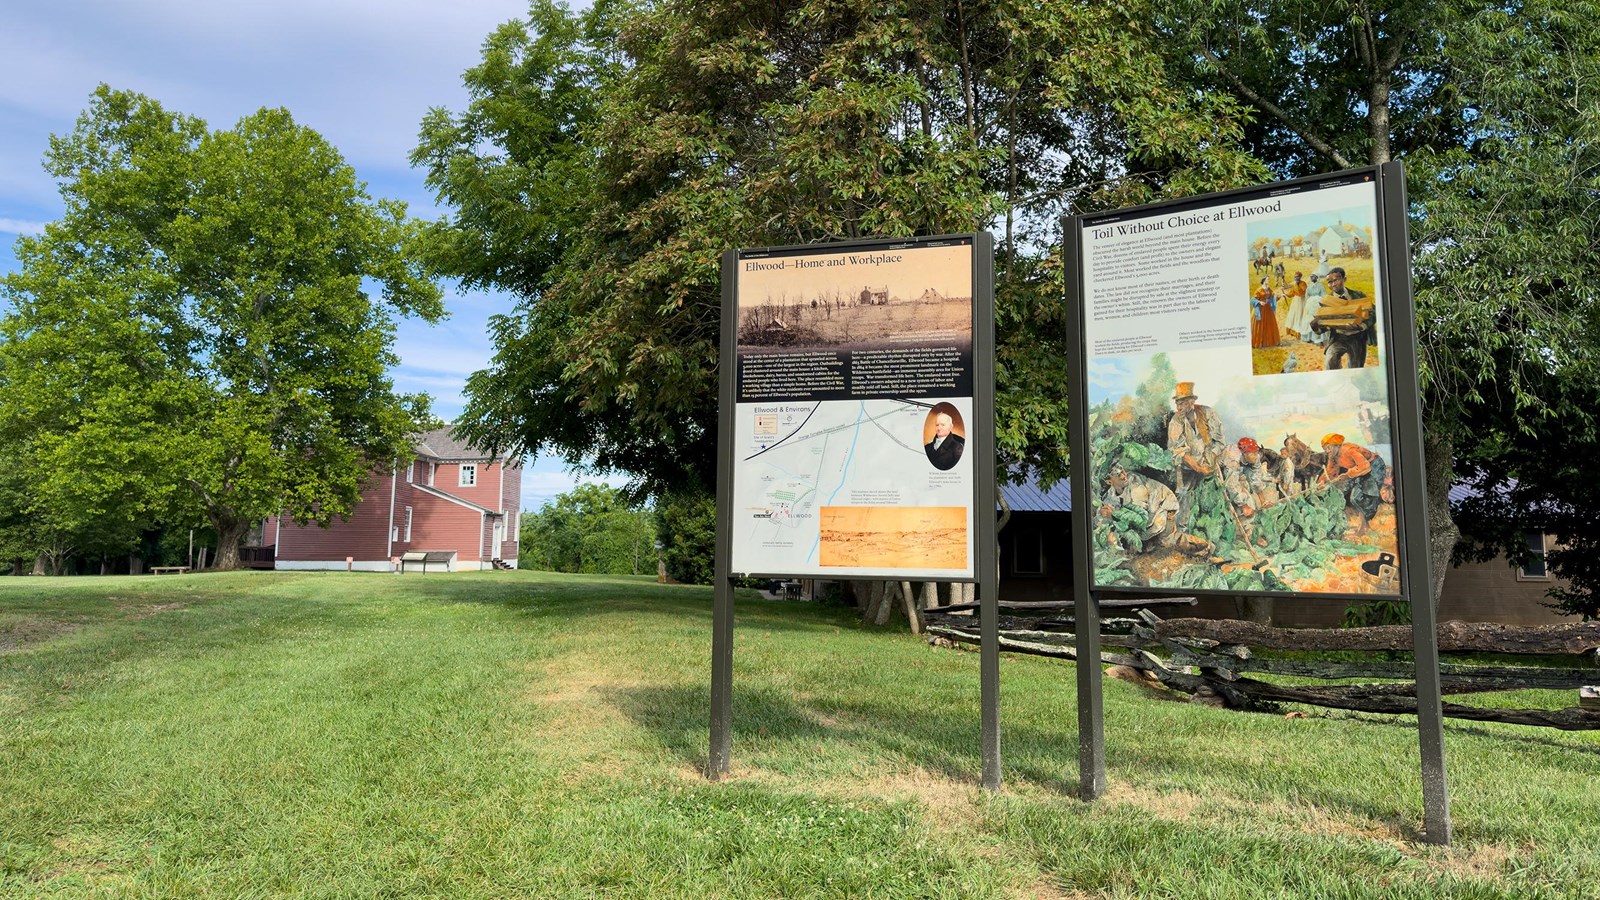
414, 0, 1264, 500
1150, 0, 1600, 603
0, 87, 444, 569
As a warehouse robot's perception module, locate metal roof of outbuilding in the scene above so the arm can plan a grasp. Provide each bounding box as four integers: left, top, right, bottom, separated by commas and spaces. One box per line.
1000, 470, 1072, 513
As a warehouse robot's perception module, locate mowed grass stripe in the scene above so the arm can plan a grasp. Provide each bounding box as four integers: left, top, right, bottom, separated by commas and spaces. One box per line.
0, 571, 1596, 898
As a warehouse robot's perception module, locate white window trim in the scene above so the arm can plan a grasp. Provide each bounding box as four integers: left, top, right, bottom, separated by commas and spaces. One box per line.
404, 506, 413, 543
459, 464, 477, 487
406, 462, 414, 483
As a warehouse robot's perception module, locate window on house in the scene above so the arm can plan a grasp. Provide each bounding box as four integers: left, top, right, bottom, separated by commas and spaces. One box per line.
1518, 531, 1549, 579
459, 464, 477, 487
406, 462, 414, 483
427, 462, 436, 486
1011, 530, 1045, 576
404, 507, 413, 543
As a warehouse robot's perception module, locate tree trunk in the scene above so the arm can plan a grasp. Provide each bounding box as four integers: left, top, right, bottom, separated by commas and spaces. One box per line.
860, 581, 881, 622
1422, 434, 1459, 610
210, 513, 251, 570
921, 581, 939, 610
873, 582, 895, 626
32, 554, 47, 576
901, 581, 921, 634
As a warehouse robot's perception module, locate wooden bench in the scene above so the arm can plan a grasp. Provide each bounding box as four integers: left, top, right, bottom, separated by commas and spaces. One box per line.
150, 566, 191, 575
399, 551, 455, 573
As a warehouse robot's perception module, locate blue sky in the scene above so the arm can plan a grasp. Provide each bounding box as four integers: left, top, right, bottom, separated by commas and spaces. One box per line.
1, 0, 619, 511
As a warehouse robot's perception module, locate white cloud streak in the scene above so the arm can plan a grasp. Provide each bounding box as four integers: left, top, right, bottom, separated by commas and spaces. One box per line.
0, 218, 46, 235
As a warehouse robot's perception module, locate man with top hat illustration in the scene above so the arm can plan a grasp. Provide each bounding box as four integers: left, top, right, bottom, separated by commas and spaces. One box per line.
1166, 381, 1224, 530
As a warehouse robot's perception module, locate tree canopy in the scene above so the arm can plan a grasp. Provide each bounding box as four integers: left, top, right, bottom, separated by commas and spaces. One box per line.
0, 86, 443, 569
419, 0, 1600, 608
414, 0, 1265, 499
519, 483, 654, 575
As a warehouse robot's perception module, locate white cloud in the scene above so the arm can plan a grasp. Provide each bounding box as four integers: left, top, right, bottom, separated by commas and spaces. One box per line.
519, 457, 632, 512
0, 218, 46, 235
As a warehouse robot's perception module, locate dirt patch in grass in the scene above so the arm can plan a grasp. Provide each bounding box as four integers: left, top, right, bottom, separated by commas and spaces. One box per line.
1105, 781, 1527, 884
1, 600, 186, 655
1421, 841, 1525, 883
0, 618, 85, 654
129, 601, 185, 620
1015, 878, 1092, 900
520, 659, 648, 777
1103, 783, 1208, 821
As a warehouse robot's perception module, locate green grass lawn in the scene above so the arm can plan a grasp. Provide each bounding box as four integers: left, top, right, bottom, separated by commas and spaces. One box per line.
1, 571, 1596, 898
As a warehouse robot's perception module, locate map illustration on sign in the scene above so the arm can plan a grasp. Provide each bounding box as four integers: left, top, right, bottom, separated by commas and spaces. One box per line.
729, 238, 977, 578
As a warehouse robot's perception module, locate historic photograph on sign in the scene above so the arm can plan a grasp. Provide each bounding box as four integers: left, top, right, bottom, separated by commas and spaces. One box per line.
736, 246, 972, 356
729, 238, 978, 579
1080, 177, 1399, 596
1244, 206, 1380, 377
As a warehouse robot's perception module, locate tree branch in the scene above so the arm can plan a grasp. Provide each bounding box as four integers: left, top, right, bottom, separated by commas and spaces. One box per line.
1201, 47, 1353, 169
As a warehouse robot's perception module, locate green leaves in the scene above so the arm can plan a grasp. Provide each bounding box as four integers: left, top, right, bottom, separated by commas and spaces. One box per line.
0, 86, 443, 566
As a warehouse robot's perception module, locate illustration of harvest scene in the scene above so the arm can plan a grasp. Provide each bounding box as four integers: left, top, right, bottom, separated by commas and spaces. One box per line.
1088, 351, 1399, 595
1244, 206, 1380, 377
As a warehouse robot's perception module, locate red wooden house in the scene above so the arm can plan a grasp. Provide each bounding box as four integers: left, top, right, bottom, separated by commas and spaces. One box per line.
271, 428, 523, 572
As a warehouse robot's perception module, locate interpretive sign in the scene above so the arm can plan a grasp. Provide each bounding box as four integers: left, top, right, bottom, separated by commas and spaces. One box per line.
724, 235, 990, 579
1070, 169, 1409, 597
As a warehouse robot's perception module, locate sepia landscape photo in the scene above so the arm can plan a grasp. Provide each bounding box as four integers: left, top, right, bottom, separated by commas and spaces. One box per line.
737, 244, 973, 353
818, 505, 968, 569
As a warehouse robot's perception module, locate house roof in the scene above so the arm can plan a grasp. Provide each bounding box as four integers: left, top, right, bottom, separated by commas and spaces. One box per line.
1001, 470, 1072, 513
412, 482, 499, 515
415, 427, 500, 464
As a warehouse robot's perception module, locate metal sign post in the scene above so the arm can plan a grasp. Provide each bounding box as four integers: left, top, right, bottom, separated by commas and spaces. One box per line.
1065, 224, 1106, 799
1377, 161, 1451, 844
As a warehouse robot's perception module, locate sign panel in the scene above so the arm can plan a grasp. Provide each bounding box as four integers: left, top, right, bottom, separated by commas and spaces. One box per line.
1075, 170, 1404, 596
728, 236, 981, 579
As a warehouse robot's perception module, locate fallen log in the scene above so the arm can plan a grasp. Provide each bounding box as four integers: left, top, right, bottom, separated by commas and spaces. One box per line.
927, 624, 1141, 669
932, 596, 1198, 615
1153, 672, 1600, 730
1166, 652, 1600, 692
1153, 618, 1600, 656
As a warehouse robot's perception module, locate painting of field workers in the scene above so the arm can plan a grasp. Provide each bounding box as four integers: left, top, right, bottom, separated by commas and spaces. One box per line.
1088, 348, 1400, 596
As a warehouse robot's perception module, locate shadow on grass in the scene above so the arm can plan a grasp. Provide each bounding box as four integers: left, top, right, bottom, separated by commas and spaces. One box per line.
602, 680, 1095, 794
421, 574, 870, 635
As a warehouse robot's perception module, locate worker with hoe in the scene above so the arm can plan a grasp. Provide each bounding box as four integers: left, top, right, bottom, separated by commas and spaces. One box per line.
1318, 433, 1387, 535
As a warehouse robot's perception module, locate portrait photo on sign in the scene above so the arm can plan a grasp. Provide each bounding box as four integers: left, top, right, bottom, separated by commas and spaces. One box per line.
922, 402, 966, 470
1244, 205, 1381, 377
1086, 348, 1399, 596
